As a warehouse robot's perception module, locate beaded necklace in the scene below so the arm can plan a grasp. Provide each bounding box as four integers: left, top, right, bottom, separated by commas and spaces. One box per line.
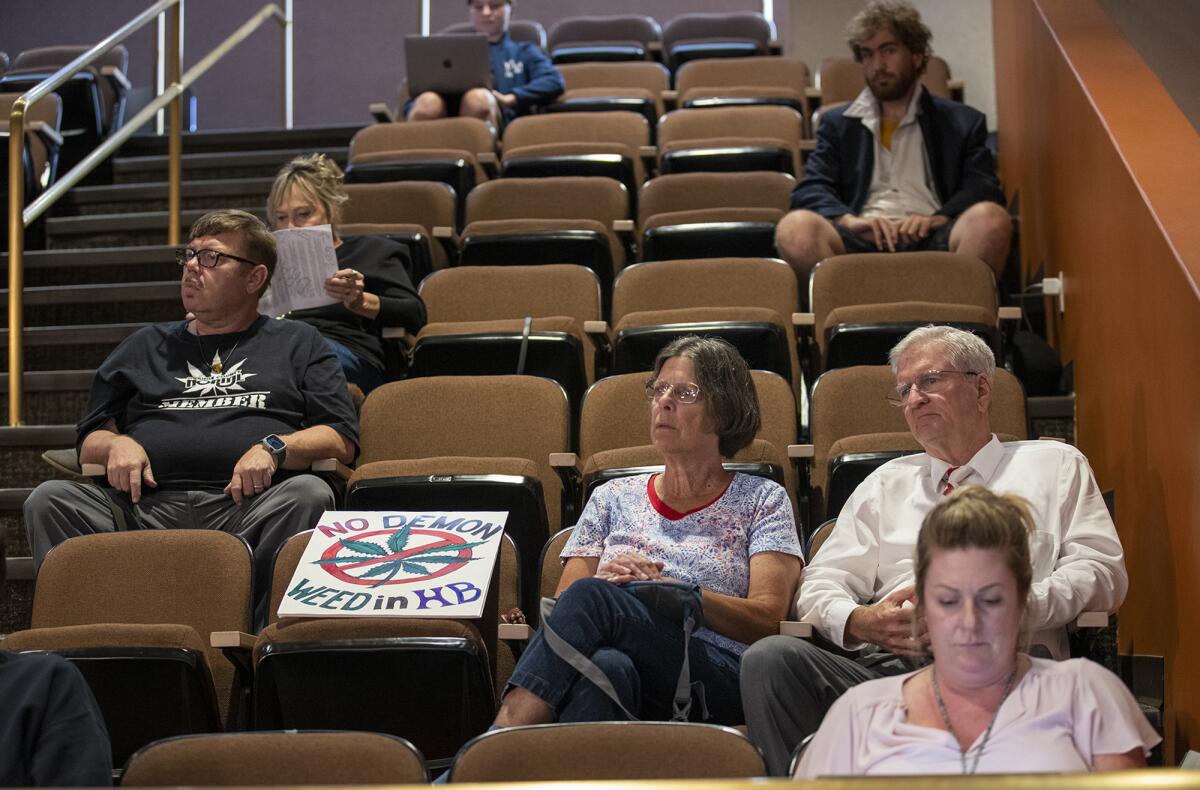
930, 662, 1019, 774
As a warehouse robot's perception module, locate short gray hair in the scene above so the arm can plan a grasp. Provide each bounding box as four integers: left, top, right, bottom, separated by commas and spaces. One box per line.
888, 325, 996, 379
652, 335, 761, 458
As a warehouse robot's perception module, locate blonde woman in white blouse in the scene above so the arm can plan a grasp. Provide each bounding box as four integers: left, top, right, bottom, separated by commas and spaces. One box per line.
795, 486, 1158, 777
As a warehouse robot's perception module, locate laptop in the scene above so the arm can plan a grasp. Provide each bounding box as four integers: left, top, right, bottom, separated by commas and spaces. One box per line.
405, 34, 492, 96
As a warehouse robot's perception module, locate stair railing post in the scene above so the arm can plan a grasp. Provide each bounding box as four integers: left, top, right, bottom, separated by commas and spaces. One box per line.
7, 99, 27, 426
167, 0, 183, 246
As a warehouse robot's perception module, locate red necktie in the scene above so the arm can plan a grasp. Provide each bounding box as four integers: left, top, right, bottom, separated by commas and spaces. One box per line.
941, 466, 960, 496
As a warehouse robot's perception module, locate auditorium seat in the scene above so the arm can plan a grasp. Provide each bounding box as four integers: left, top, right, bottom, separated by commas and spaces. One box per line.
547, 15, 663, 64
661, 12, 777, 72
539, 528, 575, 600
548, 61, 670, 135
448, 721, 766, 781
0, 92, 63, 207
3, 531, 252, 768
656, 106, 803, 176
608, 257, 801, 392
249, 530, 509, 768
345, 375, 570, 613
441, 19, 548, 51
121, 731, 428, 785
674, 57, 811, 136
638, 171, 795, 261
500, 110, 651, 213
0, 45, 130, 172
341, 181, 457, 281
412, 264, 603, 421
344, 118, 497, 230
458, 176, 633, 313
569, 369, 799, 520
800, 365, 1027, 530
804, 252, 1005, 374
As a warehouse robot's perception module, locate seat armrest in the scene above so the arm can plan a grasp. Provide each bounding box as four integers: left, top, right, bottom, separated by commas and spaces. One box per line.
613, 219, 635, 236
211, 631, 256, 650
211, 631, 255, 699
583, 320, 612, 365
1076, 611, 1109, 628
477, 151, 499, 179
499, 623, 532, 641
369, 102, 396, 123
779, 621, 813, 638
638, 145, 657, 169
99, 65, 132, 92
25, 120, 64, 148
788, 445, 814, 459
660, 89, 678, 105
382, 327, 406, 340
551, 452, 581, 527
998, 306, 1022, 321
311, 458, 353, 480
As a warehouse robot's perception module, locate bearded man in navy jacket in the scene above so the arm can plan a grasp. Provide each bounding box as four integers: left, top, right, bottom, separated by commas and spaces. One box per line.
776, 1, 1012, 279
407, 0, 564, 127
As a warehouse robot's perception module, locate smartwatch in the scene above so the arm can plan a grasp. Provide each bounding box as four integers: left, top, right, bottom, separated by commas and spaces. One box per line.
260, 434, 287, 466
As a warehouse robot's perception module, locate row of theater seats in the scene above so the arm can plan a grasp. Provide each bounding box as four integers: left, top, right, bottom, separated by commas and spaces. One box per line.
117, 725, 767, 784
376, 55, 958, 142
438, 11, 779, 73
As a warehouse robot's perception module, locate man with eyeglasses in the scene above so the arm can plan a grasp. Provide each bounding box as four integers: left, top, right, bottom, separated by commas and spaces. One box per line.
406, 0, 564, 126
23, 209, 359, 628
739, 325, 1127, 775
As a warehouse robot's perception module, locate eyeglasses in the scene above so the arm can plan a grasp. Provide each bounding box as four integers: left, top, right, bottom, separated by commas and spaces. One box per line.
645, 379, 702, 404
175, 247, 260, 269
886, 370, 979, 406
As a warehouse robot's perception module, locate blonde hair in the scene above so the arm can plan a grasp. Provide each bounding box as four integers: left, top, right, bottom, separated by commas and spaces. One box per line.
267, 153, 349, 231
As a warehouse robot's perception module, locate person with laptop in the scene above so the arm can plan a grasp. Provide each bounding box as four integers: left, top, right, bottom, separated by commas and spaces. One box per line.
406, 0, 564, 127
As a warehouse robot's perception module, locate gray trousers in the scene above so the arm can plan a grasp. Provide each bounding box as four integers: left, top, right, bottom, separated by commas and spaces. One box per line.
739, 634, 915, 776
24, 475, 335, 628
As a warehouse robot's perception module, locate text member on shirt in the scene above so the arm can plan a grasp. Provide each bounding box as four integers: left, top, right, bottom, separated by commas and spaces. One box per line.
22, 210, 359, 627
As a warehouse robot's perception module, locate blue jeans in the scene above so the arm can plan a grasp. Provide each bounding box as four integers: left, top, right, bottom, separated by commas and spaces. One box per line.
325, 337, 385, 394
508, 577, 743, 724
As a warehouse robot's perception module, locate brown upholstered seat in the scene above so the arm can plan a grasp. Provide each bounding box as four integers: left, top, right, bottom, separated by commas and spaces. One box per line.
2, 530, 252, 767
808, 251, 1002, 371
675, 57, 811, 135
551, 61, 670, 132
121, 731, 427, 785
637, 171, 795, 261
449, 721, 766, 781
547, 15, 663, 64
656, 105, 803, 176
661, 12, 776, 70
341, 180, 458, 277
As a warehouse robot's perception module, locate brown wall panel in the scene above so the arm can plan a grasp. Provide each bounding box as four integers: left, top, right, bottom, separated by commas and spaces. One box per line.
995, 0, 1200, 760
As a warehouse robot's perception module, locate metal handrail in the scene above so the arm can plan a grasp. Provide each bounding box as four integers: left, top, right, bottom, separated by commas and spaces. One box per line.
6, 1, 289, 426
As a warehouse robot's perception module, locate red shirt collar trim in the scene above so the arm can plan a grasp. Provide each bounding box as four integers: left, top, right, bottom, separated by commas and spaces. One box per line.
647, 473, 733, 520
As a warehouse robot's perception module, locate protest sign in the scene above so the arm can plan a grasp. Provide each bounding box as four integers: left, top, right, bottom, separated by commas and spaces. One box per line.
278, 510, 507, 619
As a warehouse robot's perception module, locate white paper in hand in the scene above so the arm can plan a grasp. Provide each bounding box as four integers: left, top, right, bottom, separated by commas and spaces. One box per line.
259, 224, 340, 317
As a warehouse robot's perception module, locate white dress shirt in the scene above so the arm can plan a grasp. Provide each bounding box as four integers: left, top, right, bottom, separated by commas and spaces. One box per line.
796, 436, 1128, 659
845, 84, 941, 220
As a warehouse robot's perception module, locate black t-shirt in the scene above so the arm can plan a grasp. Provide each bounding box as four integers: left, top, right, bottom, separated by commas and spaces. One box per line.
77, 315, 360, 491
0, 652, 112, 786
289, 235, 427, 373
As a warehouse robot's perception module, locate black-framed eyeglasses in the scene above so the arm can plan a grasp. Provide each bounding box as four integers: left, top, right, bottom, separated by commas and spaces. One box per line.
175, 247, 260, 269
645, 379, 702, 404
886, 370, 979, 406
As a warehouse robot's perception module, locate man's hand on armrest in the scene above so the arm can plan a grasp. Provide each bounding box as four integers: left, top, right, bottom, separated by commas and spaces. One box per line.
844, 586, 928, 657
224, 426, 356, 504
80, 421, 156, 503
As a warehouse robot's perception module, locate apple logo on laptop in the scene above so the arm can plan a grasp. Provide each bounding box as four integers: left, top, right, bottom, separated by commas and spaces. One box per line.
442, 58, 454, 69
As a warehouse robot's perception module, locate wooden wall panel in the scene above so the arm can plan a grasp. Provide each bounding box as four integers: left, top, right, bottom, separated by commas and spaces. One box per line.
994, 0, 1200, 761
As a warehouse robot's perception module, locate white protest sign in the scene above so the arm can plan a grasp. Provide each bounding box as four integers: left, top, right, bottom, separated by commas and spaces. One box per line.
278, 510, 508, 619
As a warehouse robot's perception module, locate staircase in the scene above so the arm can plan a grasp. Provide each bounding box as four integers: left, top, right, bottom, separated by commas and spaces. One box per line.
0, 124, 359, 632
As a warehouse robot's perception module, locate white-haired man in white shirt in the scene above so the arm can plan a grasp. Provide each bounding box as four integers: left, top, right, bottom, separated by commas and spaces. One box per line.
740, 325, 1128, 776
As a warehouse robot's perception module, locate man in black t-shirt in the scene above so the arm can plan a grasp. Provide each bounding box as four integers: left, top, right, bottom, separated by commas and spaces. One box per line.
24, 209, 360, 625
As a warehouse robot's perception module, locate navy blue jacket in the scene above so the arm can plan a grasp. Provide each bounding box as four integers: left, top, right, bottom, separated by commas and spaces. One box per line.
791, 89, 1004, 220
489, 33, 564, 115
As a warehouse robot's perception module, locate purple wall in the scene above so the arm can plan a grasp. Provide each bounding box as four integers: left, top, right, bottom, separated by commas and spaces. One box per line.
3, 1, 773, 131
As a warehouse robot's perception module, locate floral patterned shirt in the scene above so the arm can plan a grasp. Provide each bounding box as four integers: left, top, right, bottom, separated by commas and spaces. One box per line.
561, 473, 803, 655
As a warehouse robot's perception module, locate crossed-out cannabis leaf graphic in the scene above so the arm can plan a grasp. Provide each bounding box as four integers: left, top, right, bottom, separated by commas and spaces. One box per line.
314, 523, 490, 587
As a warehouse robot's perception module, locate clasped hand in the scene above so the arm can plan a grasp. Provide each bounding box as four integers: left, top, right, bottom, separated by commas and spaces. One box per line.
594, 551, 666, 584
838, 214, 948, 252
223, 444, 278, 504
845, 585, 930, 656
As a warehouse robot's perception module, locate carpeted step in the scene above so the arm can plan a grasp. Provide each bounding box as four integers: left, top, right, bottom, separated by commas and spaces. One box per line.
54, 177, 276, 217
112, 147, 346, 184
45, 208, 267, 250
